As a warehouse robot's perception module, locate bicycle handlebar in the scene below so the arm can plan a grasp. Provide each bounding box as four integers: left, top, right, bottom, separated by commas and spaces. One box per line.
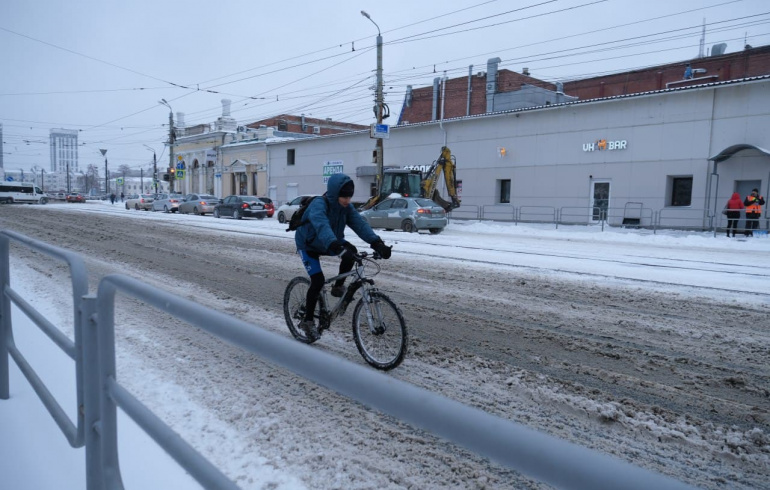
353, 250, 381, 260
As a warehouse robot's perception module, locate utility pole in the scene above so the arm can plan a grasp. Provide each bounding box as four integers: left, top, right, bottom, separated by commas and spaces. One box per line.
362, 10, 385, 197
144, 144, 158, 195
159, 99, 175, 193
66, 162, 70, 193
100, 149, 108, 194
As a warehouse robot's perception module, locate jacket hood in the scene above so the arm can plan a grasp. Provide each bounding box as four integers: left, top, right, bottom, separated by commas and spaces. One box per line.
730, 192, 741, 200
326, 173, 353, 201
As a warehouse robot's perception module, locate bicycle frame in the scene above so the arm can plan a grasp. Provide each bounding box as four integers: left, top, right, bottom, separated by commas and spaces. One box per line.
317, 255, 377, 330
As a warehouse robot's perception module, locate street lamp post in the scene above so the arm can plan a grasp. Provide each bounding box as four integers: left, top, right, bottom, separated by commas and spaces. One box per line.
143, 144, 158, 195
100, 149, 108, 195
361, 10, 385, 197
159, 99, 175, 193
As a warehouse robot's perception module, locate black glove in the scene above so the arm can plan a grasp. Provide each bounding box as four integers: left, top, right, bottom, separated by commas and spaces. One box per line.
328, 241, 345, 256
371, 239, 392, 259
343, 242, 358, 256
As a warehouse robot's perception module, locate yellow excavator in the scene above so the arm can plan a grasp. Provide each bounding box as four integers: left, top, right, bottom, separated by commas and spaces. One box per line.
361, 146, 461, 211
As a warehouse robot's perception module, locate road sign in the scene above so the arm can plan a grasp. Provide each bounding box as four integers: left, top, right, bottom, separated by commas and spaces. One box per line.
176, 170, 185, 179
370, 123, 389, 139
5, 177, 13, 182
215, 173, 222, 178
116, 177, 124, 185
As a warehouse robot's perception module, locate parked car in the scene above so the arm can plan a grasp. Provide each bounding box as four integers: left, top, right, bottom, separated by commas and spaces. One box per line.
359, 197, 447, 234
125, 194, 155, 211
66, 193, 86, 203
257, 197, 275, 218
178, 194, 220, 215
213, 195, 266, 220
151, 193, 184, 213
275, 195, 319, 224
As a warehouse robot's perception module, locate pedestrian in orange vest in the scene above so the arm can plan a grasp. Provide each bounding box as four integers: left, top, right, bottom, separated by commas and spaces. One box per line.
743, 188, 765, 237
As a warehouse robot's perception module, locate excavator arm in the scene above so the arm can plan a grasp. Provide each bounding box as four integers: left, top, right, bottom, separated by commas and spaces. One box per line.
422, 146, 461, 212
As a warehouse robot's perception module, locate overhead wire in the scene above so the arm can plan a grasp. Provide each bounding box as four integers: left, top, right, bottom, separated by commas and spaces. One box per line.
3, 0, 769, 171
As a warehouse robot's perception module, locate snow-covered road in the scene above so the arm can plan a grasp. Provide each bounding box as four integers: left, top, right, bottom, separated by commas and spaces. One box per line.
2, 201, 769, 489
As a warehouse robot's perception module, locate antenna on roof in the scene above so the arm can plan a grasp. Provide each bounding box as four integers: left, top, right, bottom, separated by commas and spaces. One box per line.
698, 18, 706, 58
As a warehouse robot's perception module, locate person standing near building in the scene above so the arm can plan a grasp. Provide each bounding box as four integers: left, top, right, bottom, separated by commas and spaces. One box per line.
743, 188, 765, 237
724, 192, 744, 237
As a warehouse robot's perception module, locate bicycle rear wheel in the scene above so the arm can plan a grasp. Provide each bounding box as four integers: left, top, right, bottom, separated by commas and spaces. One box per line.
352, 291, 407, 370
283, 276, 317, 344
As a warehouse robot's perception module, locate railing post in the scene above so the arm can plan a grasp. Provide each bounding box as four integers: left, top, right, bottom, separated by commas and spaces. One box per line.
94, 283, 125, 490
81, 295, 107, 490
0, 235, 10, 400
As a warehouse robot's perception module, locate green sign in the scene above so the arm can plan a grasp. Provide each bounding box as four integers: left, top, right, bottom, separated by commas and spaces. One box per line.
323, 160, 343, 184
116, 177, 124, 185
176, 170, 185, 179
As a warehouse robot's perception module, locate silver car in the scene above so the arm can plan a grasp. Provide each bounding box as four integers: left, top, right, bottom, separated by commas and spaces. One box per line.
151, 193, 185, 213
125, 194, 155, 211
178, 194, 220, 215
360, 197, 447, 234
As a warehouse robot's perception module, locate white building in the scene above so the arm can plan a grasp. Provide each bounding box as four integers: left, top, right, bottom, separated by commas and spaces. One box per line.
49, 129, 79, 174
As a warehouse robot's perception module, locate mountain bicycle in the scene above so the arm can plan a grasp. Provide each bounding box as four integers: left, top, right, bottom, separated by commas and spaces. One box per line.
283, 251, 407, 370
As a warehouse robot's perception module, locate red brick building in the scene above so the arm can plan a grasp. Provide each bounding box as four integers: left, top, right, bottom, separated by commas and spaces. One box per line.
398, 44, 770, 125
246, 114, 367, 136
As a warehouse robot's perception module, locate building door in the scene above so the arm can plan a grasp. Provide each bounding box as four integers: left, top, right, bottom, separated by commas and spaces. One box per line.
590, 181, 611, 222
735, 180, 761, 201
286, 183, 298, 203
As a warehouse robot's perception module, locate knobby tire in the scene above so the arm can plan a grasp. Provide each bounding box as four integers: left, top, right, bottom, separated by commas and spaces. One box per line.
283, 276, 317, 344
352, 292, 407, 370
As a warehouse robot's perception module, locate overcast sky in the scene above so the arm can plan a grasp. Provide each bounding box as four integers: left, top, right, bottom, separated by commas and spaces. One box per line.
2, 0, 768, 175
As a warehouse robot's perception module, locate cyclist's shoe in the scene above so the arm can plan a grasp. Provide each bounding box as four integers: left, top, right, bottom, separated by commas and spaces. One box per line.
331, 284, 345, 298
299, 319, 320, 341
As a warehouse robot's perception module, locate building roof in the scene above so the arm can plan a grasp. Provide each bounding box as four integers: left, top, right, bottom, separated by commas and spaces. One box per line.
246, 114, 367, 136
398, 44, 770, 125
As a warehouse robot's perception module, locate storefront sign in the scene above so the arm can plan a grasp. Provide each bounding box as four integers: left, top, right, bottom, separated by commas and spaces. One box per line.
323, 161, 343, 184
583, 139, 628, 152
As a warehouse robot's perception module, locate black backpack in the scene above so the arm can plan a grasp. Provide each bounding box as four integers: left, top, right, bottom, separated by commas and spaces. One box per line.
286, 195, 328, 232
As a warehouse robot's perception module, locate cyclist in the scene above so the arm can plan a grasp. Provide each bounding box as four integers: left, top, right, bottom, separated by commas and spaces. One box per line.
294, 173, 392, 341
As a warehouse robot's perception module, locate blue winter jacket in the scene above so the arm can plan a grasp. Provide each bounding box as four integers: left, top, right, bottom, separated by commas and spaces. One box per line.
294, 173, 380, 254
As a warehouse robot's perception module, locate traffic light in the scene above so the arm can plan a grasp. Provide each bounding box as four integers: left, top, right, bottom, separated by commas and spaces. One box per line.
162, 173, 170, 181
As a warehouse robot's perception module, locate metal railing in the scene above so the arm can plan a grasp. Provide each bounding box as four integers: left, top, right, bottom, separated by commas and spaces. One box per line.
0, 229, 88, 448
713, 212, 768, 237
655, 207, 712, 233
480, 204, 515, 221
447, 203, 480, 220
518, 206, 558, 227
1, 230, 699, 490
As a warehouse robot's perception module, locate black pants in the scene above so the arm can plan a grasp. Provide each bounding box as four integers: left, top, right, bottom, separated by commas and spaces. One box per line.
304, 252, 355, 322
745, 213, 760, 235
726, 219, 739, 236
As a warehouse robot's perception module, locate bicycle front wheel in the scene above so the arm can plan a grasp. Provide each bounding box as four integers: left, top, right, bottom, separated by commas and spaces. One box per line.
283, 276, 316, 344
352, 291, 407, 370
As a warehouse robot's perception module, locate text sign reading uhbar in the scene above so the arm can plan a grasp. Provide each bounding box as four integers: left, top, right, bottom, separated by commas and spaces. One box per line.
583, 139, 627, 152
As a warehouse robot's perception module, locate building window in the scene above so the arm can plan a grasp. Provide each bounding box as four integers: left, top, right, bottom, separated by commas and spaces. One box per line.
287, 149, 295, 166
669, 176, 692, 206
499, 179, 511, 204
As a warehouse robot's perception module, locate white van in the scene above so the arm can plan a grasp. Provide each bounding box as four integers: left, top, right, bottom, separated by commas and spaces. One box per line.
0, 182, 49, 204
